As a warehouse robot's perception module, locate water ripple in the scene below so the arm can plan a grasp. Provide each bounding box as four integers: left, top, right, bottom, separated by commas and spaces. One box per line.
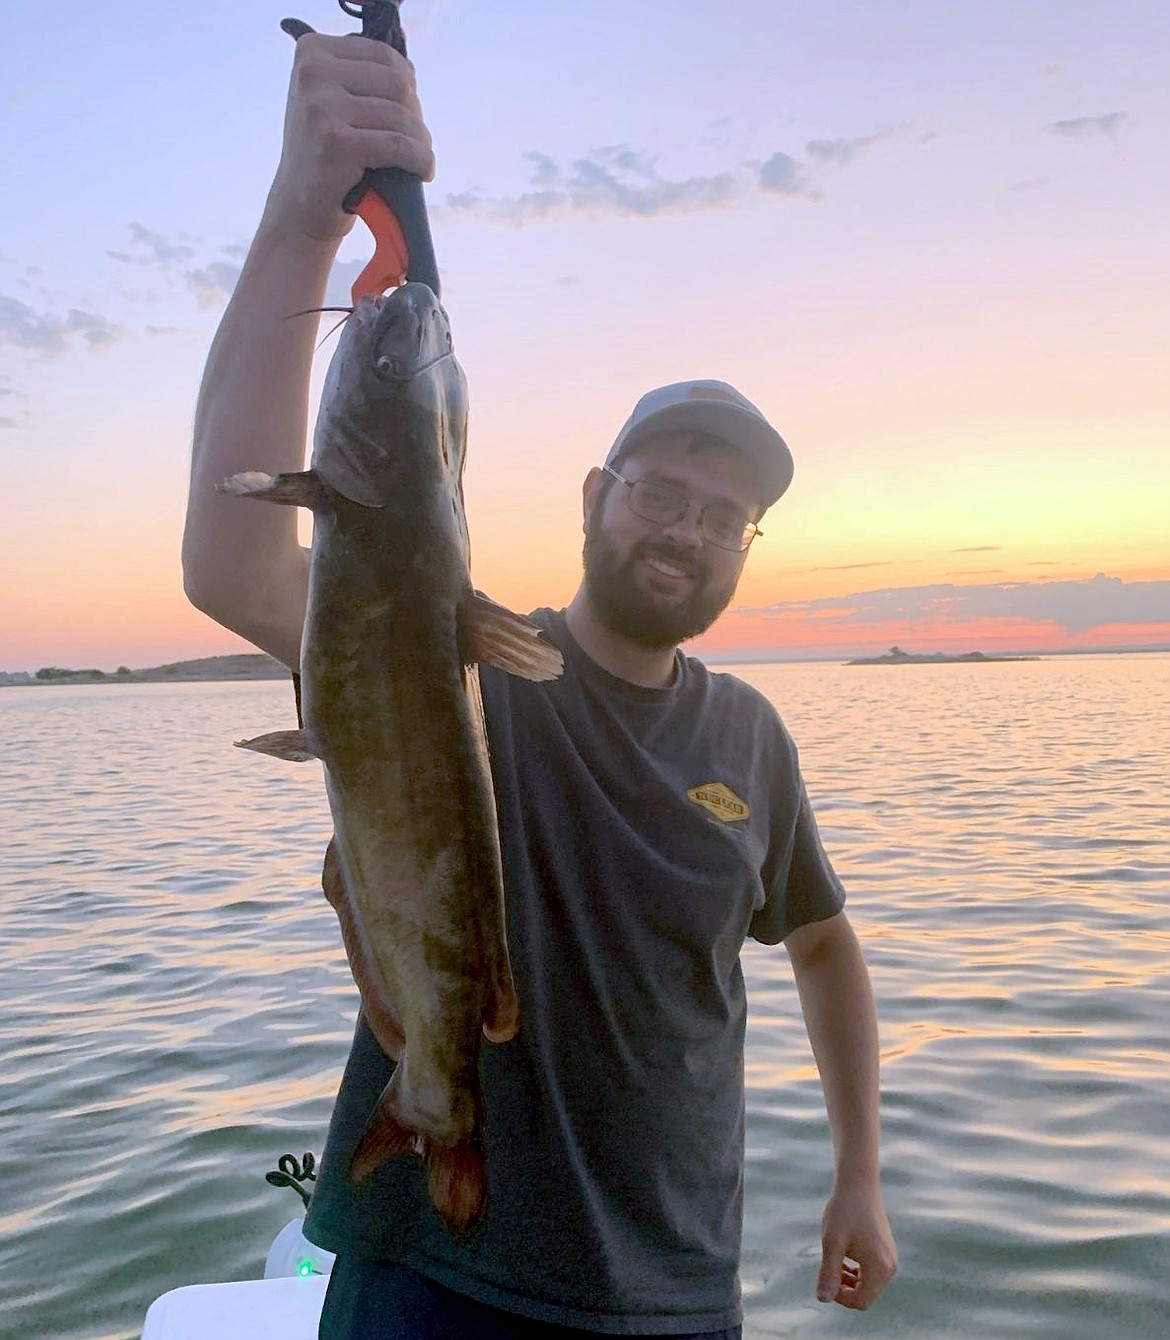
2, 663, 1169, 1338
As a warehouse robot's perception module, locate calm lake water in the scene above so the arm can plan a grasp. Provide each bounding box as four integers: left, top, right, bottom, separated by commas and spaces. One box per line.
2, 655, 1168, 1339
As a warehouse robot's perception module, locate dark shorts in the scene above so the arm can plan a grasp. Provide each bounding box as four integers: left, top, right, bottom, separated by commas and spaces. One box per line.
318, 1256, 742, 1339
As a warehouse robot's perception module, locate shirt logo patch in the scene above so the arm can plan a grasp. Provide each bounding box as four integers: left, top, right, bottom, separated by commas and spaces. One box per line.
688, 781, 750, 823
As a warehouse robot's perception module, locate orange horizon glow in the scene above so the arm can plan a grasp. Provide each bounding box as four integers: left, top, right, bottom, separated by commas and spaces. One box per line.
4, 451, 1167, 673
691, 613, 1170, 663
4, 552, 1168, 674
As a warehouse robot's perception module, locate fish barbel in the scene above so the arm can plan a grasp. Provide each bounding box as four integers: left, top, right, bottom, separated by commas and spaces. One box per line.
221, 283, 562, 1230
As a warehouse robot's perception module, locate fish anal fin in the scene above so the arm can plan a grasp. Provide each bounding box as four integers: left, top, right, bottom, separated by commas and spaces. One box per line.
219, 469, 326, 510
425, 1139, 487, 1234
459, 593, 564, 682
234, 729, 319, 762
349, 1077, 417, 1185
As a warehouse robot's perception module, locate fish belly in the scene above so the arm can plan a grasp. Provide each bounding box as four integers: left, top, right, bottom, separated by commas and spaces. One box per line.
311, 636, 506, 1146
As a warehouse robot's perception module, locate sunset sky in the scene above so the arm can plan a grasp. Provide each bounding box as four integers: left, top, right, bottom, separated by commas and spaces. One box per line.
2, 0, 1167, 670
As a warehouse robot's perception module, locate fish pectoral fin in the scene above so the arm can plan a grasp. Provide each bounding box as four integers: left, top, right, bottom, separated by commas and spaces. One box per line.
234, 729, 320, 762
460, 593, 564, 682
218, 469, 326, 510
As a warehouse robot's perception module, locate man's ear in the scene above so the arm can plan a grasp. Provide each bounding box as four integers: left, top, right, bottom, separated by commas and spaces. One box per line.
582, 467, 606, 533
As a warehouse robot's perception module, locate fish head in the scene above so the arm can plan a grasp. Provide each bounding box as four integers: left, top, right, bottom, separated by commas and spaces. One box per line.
312, 284, 469, 510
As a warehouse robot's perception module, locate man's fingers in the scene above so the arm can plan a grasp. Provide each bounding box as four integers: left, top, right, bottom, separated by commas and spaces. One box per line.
344, 126, 435, 182
818, 1247, 895, 1311
815, 1243, 843, 1303
284, 65, 433, 181
834, 1258, 896, 1312
304, 29, 406, 67
816, 1185, 897, 1311
851, 1277, 882, 1310
295, 32, 423, 111
343, 95, 431, 150
316, 52, 425, 115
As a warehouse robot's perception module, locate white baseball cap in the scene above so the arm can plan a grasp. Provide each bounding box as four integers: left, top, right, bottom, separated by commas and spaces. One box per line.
604, 380, 794, 509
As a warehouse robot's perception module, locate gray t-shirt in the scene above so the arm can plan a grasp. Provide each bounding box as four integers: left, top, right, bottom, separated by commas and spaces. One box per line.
304, 609, 845, 1334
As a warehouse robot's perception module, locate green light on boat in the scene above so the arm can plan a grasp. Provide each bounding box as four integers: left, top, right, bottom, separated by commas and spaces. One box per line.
298, 1260, 313, 1277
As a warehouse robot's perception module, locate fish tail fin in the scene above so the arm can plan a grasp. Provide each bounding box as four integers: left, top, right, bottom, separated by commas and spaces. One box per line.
425, 1138, 487, 1234
348, 1081, 487, 1233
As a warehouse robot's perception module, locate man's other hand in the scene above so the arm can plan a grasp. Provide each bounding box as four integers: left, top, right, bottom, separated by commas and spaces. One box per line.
815, 1176, 897, 1310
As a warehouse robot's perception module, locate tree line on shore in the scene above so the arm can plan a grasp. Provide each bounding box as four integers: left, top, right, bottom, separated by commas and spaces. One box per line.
0, 655, 287, 685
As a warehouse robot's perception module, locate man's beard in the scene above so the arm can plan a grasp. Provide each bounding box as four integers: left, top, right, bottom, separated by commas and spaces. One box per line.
582, 522, 741, 651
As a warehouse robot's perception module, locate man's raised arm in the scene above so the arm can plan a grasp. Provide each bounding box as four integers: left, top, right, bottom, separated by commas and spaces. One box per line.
182, 32, 434, 670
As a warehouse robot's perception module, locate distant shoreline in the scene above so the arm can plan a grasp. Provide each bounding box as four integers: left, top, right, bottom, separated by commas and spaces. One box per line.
847, 649, 1039, 666
2, 644, 1167, 686
0, 654, 289, 687
714, 645, 1167, 666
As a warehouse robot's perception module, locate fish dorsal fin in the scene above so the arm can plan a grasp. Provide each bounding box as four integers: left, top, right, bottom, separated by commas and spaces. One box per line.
459, 594, 564, 682
234, 729, 320, 762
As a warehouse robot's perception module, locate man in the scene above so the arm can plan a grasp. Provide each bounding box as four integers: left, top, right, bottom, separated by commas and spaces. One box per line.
183, 31, 896, 1339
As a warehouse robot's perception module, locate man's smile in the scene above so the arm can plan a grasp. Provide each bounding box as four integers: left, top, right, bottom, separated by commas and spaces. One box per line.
637, 542, 702, 586
642, 554, 695, 583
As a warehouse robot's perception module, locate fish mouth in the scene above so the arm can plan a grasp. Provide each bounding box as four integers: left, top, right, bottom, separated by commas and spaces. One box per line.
364, 285, 456, 383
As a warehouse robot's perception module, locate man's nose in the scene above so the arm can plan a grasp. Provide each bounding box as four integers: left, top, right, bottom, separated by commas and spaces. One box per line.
659, 503, 705, 548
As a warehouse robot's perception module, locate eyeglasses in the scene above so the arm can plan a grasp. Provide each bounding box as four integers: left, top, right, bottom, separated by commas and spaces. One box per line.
602, 466, 763, 552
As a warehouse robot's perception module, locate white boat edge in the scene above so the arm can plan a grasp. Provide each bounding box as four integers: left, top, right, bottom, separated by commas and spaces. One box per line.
142, 1219, 335, 1340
